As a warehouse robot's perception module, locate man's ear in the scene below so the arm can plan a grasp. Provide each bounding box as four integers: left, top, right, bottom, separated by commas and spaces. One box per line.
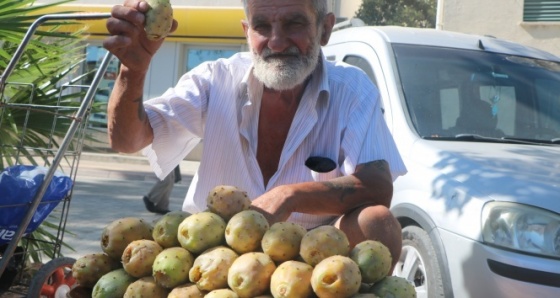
241, 20, 249, 37
320, 13, 336, 46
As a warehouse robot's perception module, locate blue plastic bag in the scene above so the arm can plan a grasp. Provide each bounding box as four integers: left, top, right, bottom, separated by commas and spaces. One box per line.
0, 165, 73, 244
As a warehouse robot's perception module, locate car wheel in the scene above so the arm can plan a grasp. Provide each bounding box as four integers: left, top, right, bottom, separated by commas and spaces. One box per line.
393, 225, 445, 298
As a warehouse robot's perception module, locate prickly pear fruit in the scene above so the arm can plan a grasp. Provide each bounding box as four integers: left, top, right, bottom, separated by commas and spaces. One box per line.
369, 276, 416, 298
144, 0, 173, 40
123, 276, 169, 298
152, 246, 194, 288
311, 255, 362, 298
100, 217, 153, 260
167, 282, 207, 298
177, 211, 226, 254
350, 240, 392, 284
92, 268, 136, 298
122, 239, 163, 278
227, 252, 276, 298
206, 185, 251, 221
152, 210, 191, 248
205, 288, 239, 298
261, 221, 306, 263
225, 210, 269, 254
300, 225, 350, 266
189, 246, 239, 291
270, 260, 313, 298
72, 253, 121, 288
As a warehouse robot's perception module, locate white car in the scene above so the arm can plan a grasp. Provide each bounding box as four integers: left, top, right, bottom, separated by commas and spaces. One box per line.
323, 23, 560, 297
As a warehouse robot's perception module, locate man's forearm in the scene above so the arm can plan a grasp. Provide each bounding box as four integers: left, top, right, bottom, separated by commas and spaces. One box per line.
286, 160, 394, 216
251, 161, 392, 224
107, 68, 154, 153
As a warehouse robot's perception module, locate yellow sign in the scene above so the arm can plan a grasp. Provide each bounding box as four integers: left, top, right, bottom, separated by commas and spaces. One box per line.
35, 4, 247, 44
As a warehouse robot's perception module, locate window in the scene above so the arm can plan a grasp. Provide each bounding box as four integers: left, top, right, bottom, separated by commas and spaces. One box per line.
535, 78, 560, 133
523, 0, 560, 22
342, 55, 378, 87
84, 46, 120, 128
393, 44, 560, 141
185, 47, 239, 71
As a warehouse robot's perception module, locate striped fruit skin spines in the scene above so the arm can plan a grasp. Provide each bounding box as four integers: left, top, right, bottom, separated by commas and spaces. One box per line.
144, 0, 173, 40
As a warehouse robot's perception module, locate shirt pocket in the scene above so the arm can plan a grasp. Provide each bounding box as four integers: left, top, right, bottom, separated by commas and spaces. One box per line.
311, 167, 340, 181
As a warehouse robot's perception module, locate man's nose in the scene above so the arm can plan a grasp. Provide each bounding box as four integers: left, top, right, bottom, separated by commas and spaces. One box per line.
267, 24, 290, 53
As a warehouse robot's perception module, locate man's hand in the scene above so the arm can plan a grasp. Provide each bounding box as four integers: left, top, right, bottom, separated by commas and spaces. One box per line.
250, 185, 296, 225
103, 0, 178, 73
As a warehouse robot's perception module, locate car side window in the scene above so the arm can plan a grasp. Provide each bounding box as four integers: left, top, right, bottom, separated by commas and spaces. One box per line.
341, 55, 385, 115
343, 55, 379, 87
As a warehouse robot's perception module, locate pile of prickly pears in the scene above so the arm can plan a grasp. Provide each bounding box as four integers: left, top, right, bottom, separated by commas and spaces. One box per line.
70, 185, 416, 298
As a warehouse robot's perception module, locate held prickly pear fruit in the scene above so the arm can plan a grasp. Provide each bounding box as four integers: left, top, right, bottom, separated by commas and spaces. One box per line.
369, 276, 417, 298
189, 246, 239, 291
152, 246, 194, 289
207, 185, 251, 221
311, 255, 362, 298
177, 211, 226, 254
124, 276, 169, 298
261, 221, 307, 263
121, 239, 163, 278
300, 225, 350, 266
92, 268, 136, 298
270, 260, 313, 298
227, 252, 276, 298
167, 282, 207, 298
152, 210, 191, 248
72, 253, 121, 288
100, 217, 153, 260
144, 0, 173, 40
225, 210, 269, 254
350, 240, 392, 284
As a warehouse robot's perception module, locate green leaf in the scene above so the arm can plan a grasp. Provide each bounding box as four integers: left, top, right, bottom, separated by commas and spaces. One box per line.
355, 0, 437, 28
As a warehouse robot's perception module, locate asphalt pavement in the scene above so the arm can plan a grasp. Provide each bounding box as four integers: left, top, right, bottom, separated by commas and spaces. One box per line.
59, 152, 199, 260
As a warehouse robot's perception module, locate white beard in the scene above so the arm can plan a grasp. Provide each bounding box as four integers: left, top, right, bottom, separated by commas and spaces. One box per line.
251, 36, 322, 91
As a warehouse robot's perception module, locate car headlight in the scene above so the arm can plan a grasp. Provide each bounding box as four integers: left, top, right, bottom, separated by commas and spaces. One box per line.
482, 201, 560, 258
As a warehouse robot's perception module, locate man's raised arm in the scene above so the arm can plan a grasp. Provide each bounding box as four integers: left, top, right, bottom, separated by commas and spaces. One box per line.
102, 0, 177, 152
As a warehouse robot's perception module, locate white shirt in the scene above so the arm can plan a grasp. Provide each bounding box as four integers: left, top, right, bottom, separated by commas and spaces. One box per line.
142, 52, 407, 229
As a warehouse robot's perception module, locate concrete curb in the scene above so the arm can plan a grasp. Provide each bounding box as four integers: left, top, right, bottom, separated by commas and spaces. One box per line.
77, 151, 199, 181
80, 151, 150, 165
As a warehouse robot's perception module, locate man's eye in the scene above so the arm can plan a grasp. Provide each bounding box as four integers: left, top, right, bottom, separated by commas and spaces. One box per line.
286, 21, 306, 30
253, 24, 270, 32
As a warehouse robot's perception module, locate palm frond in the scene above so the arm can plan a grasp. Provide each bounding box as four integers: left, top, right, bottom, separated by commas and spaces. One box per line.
0, 0, 104, 262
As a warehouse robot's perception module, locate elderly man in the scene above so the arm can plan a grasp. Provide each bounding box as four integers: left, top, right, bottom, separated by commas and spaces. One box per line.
103, 0, 407, 269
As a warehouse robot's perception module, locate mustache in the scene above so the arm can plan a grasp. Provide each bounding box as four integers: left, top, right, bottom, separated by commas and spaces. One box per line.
261, 47, 301, 60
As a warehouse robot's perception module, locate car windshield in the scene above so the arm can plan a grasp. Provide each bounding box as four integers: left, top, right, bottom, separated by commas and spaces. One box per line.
393, 44, 560, 144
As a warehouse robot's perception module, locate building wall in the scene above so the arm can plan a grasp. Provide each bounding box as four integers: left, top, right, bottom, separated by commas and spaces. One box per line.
336, 0, 362, 19
439, 0, 560, 57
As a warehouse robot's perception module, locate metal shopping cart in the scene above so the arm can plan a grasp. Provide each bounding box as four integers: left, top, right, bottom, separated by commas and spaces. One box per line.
0, 12, 112, 297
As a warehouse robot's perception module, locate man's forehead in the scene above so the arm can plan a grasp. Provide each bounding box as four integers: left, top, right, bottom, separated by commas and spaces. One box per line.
247, 0, 314, 17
